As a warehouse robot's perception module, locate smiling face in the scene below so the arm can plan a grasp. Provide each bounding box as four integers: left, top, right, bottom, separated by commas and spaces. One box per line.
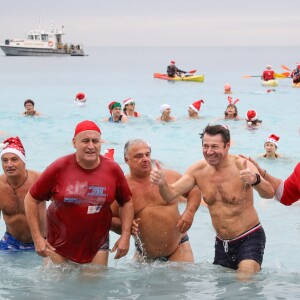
202, 133, 229, 167
124, 141, 152, 177
72, 130, 101, 169
225, 104, 237, 118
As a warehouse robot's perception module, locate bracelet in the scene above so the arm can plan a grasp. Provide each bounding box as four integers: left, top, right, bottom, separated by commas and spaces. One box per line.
251, 173, 261, 186
262, 170, 267, 178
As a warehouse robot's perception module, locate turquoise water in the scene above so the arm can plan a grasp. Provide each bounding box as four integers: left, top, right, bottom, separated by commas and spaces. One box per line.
0, 47, 300, 299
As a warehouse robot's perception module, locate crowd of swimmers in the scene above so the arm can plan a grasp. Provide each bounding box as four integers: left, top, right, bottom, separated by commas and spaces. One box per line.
0, 61, 299, 281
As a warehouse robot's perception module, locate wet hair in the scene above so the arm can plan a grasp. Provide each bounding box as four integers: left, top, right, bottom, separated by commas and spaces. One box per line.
200, 124, 230, 147
247, 119, 262, 125
124, 139, 151, 157
24, 99, 35, 107
224, 104, 238, 118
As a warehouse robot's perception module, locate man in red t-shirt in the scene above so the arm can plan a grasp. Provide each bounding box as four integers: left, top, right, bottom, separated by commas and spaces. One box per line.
24, 120, 134, 265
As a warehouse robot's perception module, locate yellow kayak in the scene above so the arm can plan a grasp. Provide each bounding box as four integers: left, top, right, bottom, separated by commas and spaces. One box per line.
261, 79, 279, 87
154, 73, 204, 82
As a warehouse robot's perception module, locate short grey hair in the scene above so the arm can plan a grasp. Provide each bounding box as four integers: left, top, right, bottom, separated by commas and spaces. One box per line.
124, 139, 151, 157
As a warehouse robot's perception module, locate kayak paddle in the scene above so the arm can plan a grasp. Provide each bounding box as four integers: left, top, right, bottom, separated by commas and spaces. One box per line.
281, 65, 291, 71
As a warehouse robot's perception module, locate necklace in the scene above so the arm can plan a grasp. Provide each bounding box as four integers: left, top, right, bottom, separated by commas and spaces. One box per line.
6, 170, 28, 195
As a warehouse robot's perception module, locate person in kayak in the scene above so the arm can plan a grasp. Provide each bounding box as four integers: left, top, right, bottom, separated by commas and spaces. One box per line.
291, 63, 300, 84
167, 60, 186, 78
261, 65, 275, 81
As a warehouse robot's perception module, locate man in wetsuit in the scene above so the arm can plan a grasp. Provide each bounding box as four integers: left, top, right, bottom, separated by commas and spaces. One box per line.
167, 60, 186, 78
111, 139, 201, 262
25, 120, 134, 265
0, 136, 46, 251
150, 124, 274, 274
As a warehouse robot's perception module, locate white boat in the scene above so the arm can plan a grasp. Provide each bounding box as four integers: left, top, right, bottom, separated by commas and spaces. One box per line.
0, 24, 85, 56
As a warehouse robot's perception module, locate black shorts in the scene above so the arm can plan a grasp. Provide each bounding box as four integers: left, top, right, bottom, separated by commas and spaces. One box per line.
213, 224, 266, 270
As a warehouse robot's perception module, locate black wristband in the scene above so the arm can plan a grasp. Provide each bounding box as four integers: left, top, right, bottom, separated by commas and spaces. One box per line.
251, 173, 261, 186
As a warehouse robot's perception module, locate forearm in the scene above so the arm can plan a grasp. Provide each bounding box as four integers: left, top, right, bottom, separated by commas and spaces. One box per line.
24, 192, 44, 241
185, 187, 201, 215
159, 182, 178, 202
119, 200, 134, 238
111, 217, 122, 235
251, 175, 275, 199
260, 169, 282, 193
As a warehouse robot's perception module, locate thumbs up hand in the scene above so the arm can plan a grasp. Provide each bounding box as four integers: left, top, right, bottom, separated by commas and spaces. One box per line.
150, 160, 165, 185
240, 159, 256, 185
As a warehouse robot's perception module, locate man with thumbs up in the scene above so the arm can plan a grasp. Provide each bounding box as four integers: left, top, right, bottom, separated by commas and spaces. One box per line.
150, 124, 274, 274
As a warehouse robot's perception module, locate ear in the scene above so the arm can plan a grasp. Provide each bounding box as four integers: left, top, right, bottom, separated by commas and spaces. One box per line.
124, 156, 129, 163
72, 137, 76, 149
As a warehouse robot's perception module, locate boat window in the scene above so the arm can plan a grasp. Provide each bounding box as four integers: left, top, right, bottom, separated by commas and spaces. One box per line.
27, 35, 34, 40
35, 35, 41, 40
41, 34, 48, 41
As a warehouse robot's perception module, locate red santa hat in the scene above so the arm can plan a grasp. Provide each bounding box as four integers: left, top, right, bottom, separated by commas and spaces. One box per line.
75, 92, 87, 102
123, 98, 134, 106
104, 148, 114, 160
245, 110, 258, 122
189, 100, 204, 113
265, 134, 280, 147
0, 136, 26, 163
170, 60, 175, 64
74, 120, 101, 137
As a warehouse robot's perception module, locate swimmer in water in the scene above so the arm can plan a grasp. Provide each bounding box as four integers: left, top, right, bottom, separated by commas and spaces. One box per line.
261, 134, 282, 159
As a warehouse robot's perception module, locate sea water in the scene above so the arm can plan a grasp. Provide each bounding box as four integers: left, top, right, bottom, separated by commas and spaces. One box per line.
0, 46, 300, 299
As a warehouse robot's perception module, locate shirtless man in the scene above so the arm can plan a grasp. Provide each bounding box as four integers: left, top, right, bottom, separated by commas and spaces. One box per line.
111, 139, 201, 262
150, 124, 274, 274
0, 136, 46, 250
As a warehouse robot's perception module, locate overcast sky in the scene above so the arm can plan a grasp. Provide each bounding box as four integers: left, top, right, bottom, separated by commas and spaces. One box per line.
0, 0, 299, 47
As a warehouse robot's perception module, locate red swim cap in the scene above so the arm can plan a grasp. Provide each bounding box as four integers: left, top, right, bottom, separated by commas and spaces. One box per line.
74, 120, 101, 137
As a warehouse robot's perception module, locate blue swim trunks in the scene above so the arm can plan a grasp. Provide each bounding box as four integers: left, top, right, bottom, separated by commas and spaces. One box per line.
0, 232, 35, 251
213, 224, 266, 270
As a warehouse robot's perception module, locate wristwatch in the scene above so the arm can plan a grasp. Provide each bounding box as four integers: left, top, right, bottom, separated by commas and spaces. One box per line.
251, 173, 261, 186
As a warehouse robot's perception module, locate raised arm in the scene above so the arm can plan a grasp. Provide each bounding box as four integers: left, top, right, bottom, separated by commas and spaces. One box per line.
150, 161, 196, 202
239, 159, 275, 199
246, 156, 282, 192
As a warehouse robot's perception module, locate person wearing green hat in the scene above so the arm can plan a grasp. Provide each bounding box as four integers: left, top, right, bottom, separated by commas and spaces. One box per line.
103, 101, 128, 123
